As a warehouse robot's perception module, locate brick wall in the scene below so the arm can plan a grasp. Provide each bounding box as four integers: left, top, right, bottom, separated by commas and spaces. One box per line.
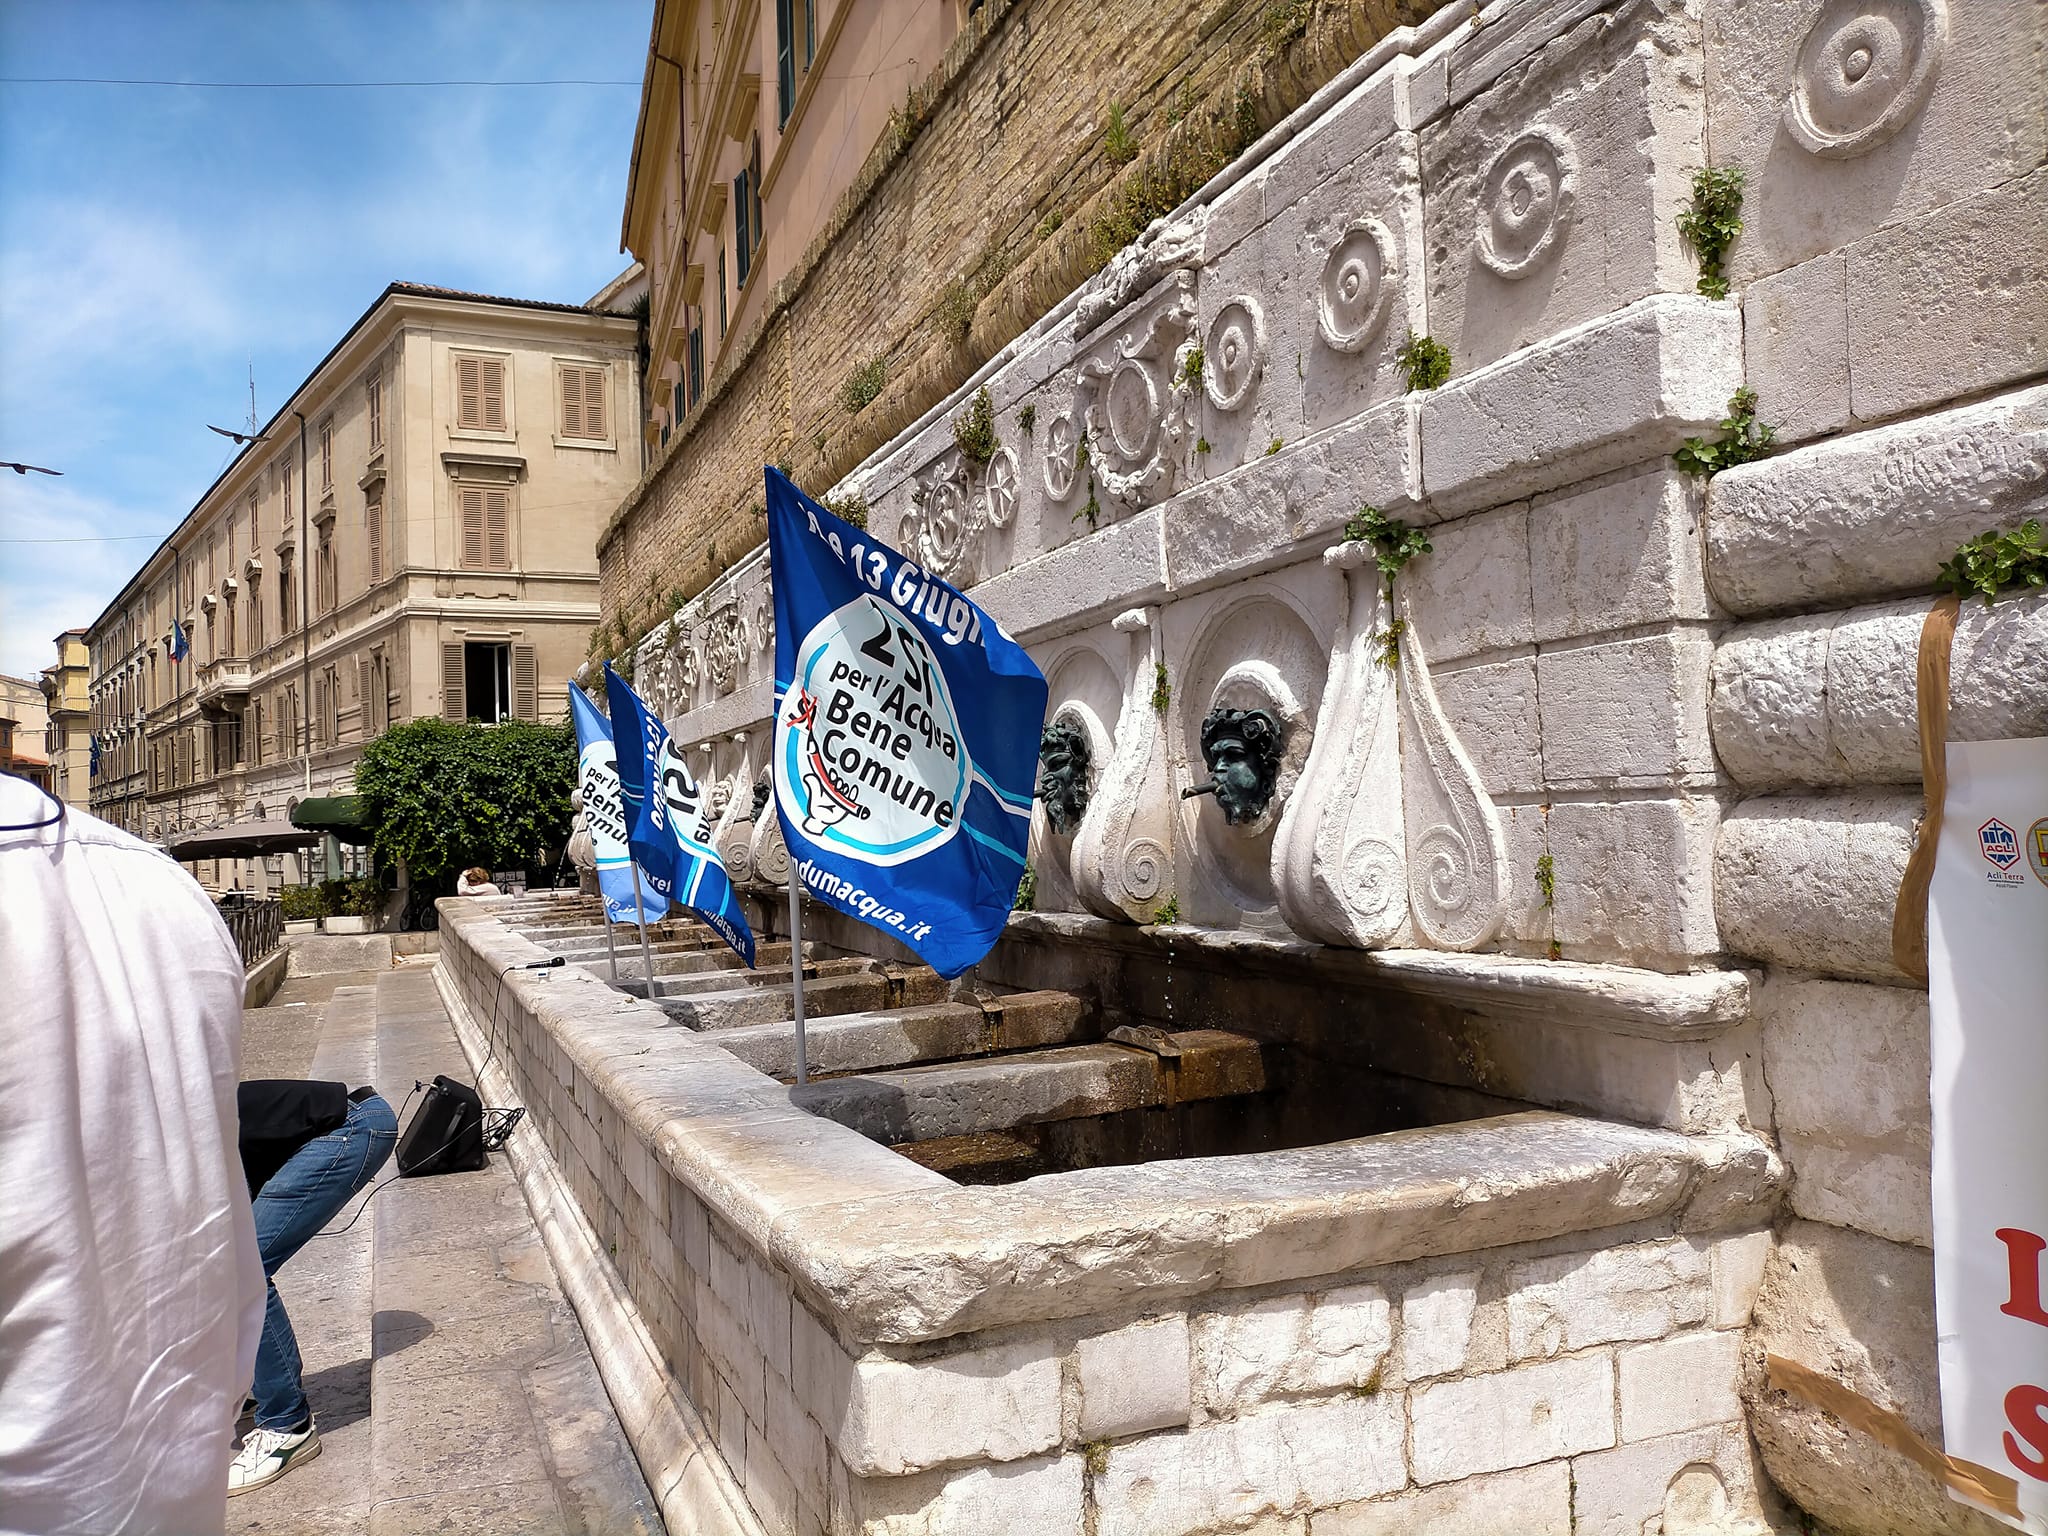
594, 0, 1453, 657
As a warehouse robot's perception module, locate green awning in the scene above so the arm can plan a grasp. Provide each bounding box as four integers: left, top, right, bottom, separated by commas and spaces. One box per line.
290, 795, 375, 845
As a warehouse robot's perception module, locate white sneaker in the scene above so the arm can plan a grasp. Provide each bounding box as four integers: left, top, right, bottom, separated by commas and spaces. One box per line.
227, 1421, 321, 1496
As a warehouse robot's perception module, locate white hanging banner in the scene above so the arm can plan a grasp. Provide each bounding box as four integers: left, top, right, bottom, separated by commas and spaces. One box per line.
1929, 735, 2048, 1534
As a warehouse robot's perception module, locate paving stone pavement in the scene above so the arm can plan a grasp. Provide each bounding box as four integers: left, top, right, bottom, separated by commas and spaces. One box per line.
231, 945, 662, 1535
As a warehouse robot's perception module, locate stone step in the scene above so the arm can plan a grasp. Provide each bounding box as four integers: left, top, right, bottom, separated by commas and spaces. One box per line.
366, 968, 663, 1534
587, 938, 814, 983
791, 1028, 1270, 1146
716, 990, 1091, 1080
652, 964, 951, 1029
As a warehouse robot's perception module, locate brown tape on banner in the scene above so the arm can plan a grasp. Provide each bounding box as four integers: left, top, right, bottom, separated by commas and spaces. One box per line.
1891, 593, 1962, 982
1766, 1353, 2024, 1521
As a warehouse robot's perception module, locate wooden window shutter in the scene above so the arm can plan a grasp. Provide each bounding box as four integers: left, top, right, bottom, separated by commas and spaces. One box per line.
457, 355, 483, 429
560, 365, 583, 437
485, 489, 511, 569
460, 486, 485, 568
367, 498, 384, 582
481, 357, 506, 431
581, 367, 606, 438
512, 644, 537, 721
442, 642, 466, 721
356, 656, 371, 716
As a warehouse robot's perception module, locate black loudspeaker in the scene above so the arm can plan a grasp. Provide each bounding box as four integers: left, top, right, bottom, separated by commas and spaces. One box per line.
395, 1075, 487, 1177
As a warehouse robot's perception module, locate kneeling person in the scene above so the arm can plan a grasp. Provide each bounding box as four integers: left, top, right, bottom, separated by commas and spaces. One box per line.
232, 1080, 398, 1495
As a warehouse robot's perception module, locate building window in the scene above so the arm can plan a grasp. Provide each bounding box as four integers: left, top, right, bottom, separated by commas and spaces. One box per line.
280, 459, 293, 521
367, 494, 385, 583
804, 0, 816, 68
278, 549, 296, 632
776, 0, 796, 125
557, 363, 608, 439
248, 578, 262, 651
319, 420, 333, 489
221, 597, 235, 658
322, 665, 339, 745
316, 523, 337, 613
252, 698, 263, 766
442, 640, 536, 723
733, 166, 753, 289
687, 319, 704, 406
464, 642, 508, 723
367, 373, 383, 448
455, 353, 508, 432
457, 485, 512, 571
717, 248, 728, 337
213, 712, 244, 775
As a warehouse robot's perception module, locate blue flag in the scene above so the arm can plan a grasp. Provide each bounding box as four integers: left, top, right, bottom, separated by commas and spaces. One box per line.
766, 466, 1046, 978
169, 620, 190, 662
568, 683, 648, 926
603, 664, 756, 966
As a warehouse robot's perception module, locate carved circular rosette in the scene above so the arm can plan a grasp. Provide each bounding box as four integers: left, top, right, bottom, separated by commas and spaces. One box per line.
1042, 415, 1079, 501
705, 608, 743, 693
1103, 358, 1163, 463
1410, 823, 1492, 950
979, 446, 1019, 529
1784, 0, 1948, 158
1316, 217, 1398, 353
1119, 837, 1169, 902
1203, 298, 1265, 412
1474, 129, 1576, 279
919, 473, 972, 579
753, 598, 774, 654
1340, 836, 1405, 929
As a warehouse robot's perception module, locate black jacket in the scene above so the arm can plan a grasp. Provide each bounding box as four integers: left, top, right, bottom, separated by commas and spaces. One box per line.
237, 1079, 351, 1198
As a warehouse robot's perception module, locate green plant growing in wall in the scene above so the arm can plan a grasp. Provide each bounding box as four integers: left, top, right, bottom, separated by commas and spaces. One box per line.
1070, 432, 1100, 529
1153, 893, 1182, 926
953, 385, 998, 466
1676, 166, 1746, 301
1013, 864, 1037, 912
1195, 436, 1211, 455
1674, 388, 1776, 476
1018, 403, 1036, 435
1151, 660, 1171, 714
1266, 438, 1283, 456
1395, 330, 1452, 392
840, 355, 886, 414
1177, 346, 1205, 390
936, 278, 977, 346
1103, 101, 1139, 167
1536, 853, 1556, 908
1344, 503, 1433, 667
823, 490, 870, 530
1036, 211, 1063, 241
1936, 520, 2047, 606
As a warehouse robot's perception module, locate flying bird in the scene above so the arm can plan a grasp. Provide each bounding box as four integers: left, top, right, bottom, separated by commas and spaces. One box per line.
207, 424, 270, 445
1, 461, 61, 476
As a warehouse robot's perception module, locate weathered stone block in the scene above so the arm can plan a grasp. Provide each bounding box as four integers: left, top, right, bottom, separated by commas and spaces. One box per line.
1536, 630, 1717, 788
1569, 1423, 1772, 1536
1399, 1270, 1479, 1382
1506, 1238, 1710, 1361
1418, 297, 1742, 518
1616, 1330, 1743, 1441
1705, 384, 2048, 618
1398, 503, 1532, 664
1316, 1461, 1571, 1536
1192, 1283, 1392, 1417
1714, 793, 1919, 984
1545, 794, 1723, 970
1420, 0, 1703, 370
849, 1453, 1084, 1536
1846, 168, 2048, 423
1741, 250, 1850, 444
1761, 974, 1932, 1247
834, 1339, 1062, 1477
1430, 657, 1544, 799
1527, 467, 1712, 644
1706, 0, 2047, 285
1075, 1314, 1192, 1441
1095, 1394, 1405, 1532
1705, 1230, 1774, 1330
1749, 1220, 2010, 1536
1410, 1353, 1615, 1484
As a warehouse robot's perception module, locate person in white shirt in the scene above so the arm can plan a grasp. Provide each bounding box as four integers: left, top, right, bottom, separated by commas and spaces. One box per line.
0, 773, 266, 1536
454, 864, 501, 897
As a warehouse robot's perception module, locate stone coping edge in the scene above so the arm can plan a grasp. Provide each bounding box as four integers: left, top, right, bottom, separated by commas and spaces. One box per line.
438, 899, 1780, 1348
435, 959, 769, 1536
1000, 911, 1754, 1040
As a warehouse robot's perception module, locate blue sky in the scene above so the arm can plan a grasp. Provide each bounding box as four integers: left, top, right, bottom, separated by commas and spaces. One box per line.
0, 0, 650, 679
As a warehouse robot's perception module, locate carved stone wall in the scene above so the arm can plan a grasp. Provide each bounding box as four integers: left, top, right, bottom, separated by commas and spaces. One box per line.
643, 2, 2047, 1532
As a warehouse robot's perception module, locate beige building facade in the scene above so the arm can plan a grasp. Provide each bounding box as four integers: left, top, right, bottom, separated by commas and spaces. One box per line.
0, 672, 55, 795
34, 628, 91, 807
86, 282, 643, 889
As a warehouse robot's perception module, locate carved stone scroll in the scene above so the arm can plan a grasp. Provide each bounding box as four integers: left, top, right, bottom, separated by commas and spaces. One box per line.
1070, 608, 1177, 923
1272, 543, 1409, 949
1397, 590, 1509, 950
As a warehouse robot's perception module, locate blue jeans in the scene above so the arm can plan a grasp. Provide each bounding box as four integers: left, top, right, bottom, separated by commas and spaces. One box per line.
251, 1094, 397, 1430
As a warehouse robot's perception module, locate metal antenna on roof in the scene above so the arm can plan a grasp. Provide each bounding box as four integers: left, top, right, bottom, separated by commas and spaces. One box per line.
248, 360, 258, 435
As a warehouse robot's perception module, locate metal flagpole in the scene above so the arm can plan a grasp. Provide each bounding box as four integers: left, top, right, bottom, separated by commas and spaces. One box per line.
787, 874, 808, 1084
631, 865, 659, 997
602, 902, 621, 986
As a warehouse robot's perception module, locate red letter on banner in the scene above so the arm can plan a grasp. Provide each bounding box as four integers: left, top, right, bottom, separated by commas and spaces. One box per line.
2006, 1384, 2048, 1480
1996, 1228, 2048, 1328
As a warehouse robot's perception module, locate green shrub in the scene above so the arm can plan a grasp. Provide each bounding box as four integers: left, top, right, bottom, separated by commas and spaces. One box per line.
280, 884, 326, 921
356, 717, 575, 886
